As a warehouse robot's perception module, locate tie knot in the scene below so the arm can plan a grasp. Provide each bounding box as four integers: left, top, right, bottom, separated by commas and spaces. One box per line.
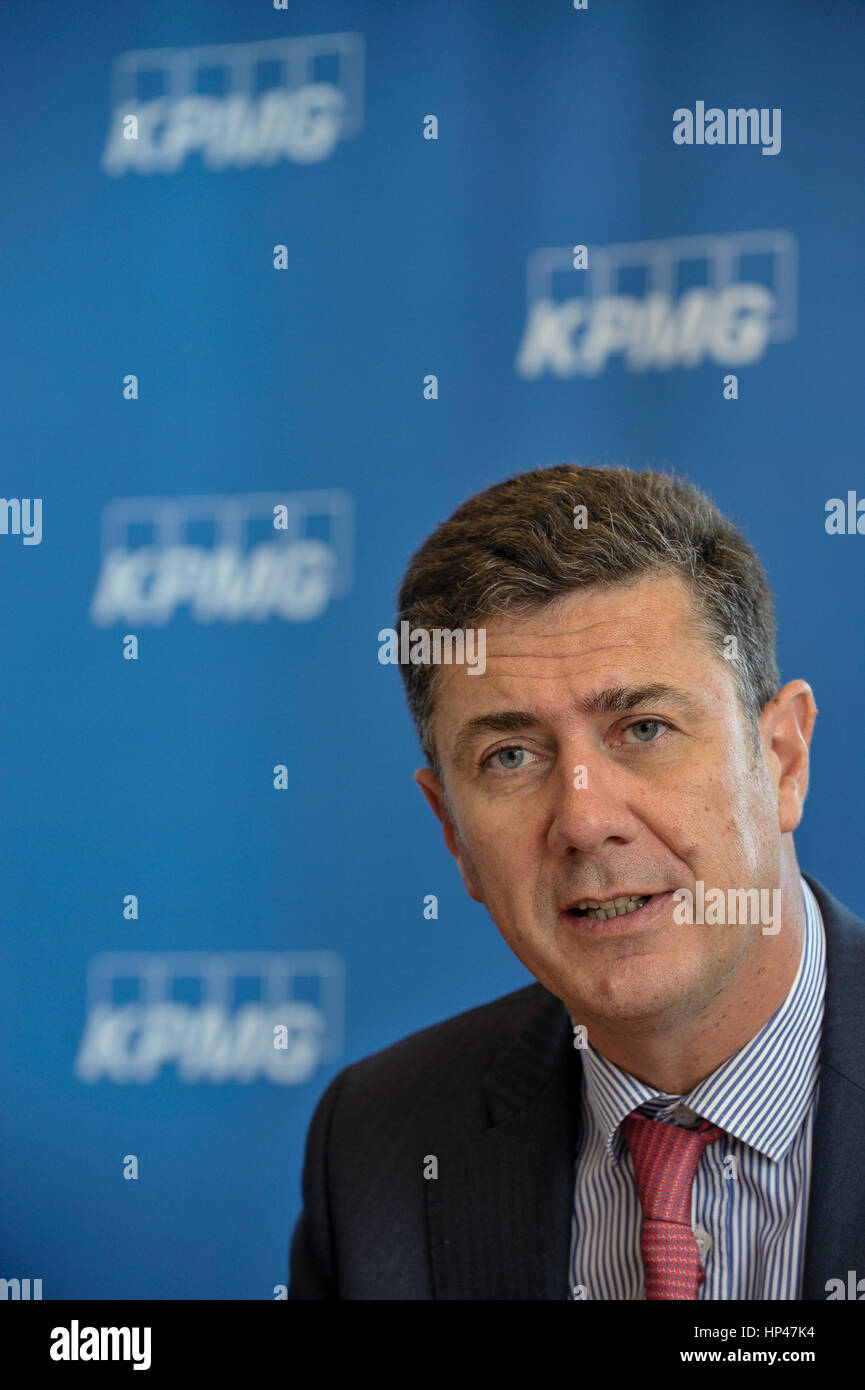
622, 1111, 725, 1223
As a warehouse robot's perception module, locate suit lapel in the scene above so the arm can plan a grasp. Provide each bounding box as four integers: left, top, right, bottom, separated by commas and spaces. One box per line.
802, 876, 865, 1298
425, 987, 580, 1299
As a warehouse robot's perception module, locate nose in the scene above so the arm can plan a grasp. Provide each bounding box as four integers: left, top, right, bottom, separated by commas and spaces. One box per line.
545, 750, 643, 857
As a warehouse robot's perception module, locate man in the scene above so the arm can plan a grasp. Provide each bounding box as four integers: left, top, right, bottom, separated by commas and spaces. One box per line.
288, 463, 865, 1300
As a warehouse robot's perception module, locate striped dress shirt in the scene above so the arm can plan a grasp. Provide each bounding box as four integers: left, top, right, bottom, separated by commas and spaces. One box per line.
569, 876, 826, 1299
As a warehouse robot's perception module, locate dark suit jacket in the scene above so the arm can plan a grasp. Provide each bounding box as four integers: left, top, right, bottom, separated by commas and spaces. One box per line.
288, 875, 865, 1299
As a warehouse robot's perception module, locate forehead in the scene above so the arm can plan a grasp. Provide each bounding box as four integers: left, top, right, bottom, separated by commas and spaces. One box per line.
488, 571, 701, 659
433, 572, 728, 724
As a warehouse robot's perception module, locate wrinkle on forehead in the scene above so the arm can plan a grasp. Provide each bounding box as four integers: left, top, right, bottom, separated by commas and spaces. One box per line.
475, 587, 713, 679
483, 613, 656, 649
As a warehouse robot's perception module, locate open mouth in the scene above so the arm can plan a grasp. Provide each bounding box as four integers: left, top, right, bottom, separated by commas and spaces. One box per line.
567, 894, 653, 921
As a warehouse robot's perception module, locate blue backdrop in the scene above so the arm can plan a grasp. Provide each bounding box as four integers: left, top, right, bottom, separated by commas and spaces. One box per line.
2, 0, 863, 1299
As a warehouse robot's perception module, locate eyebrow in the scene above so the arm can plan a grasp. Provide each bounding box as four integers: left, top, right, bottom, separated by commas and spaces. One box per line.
451, 684, 702, 762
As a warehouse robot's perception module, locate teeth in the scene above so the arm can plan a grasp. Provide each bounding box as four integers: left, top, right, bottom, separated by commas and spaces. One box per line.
573, 895, 650, 920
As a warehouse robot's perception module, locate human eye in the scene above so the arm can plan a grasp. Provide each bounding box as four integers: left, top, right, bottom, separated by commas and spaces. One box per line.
480, 744, 541, 774
618, 718, 672, 745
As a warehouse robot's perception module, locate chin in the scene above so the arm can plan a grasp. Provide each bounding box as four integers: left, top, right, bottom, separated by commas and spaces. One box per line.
574, 966, 687, 1023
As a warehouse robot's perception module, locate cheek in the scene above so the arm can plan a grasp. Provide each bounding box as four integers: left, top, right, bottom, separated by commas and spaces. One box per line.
665, 748, 765, 847
459, 812, 537, 906
462, 797, 535, 859
679, 773, 774, 876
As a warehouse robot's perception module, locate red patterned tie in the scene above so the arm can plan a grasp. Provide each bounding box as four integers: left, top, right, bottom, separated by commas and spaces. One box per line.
622, 1111, 725, 1300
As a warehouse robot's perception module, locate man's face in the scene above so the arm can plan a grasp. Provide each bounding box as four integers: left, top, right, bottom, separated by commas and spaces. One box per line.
416, 573, 797, 1032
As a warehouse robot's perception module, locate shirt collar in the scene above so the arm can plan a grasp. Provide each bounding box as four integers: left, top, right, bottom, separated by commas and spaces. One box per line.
578, 876, 826, 1164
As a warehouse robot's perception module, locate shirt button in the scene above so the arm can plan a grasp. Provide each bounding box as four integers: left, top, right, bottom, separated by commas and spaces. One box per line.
670, 1105, 701, 1128
694, 1226, 712, 1259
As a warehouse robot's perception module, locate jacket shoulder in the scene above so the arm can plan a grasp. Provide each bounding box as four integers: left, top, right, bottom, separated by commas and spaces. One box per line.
288, 981, 563, 1299
337, 981, 553, 1116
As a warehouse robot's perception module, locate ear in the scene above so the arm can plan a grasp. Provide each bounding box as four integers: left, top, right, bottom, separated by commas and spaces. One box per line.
414, 767, 484, 903
758, 680, 817, 834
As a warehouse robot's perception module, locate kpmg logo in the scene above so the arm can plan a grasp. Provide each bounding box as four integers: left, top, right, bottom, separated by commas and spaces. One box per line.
74, 952, 345, 1085
90, 490, 353, 626
515, 230, 797, 377
101, 33, 364, 175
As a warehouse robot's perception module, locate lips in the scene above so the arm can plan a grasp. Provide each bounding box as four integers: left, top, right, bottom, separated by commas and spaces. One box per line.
560, 890, 676, 936
565, 893, 653, 921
